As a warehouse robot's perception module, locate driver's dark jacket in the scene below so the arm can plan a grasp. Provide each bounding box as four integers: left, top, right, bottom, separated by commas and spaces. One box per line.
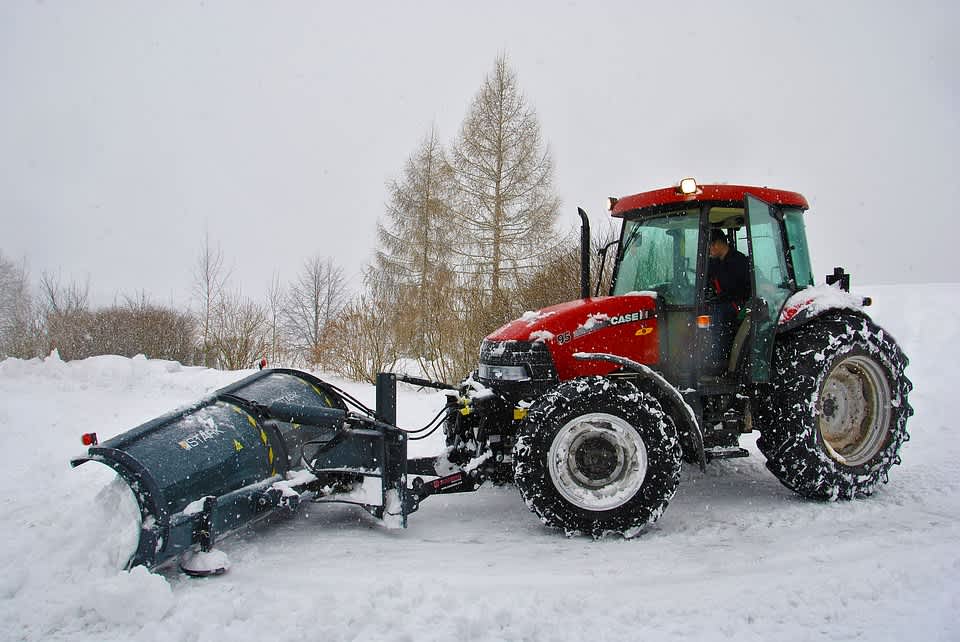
707, 248, 750, 310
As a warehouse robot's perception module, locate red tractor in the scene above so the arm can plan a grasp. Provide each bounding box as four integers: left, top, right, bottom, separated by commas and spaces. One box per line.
442, 178, 913, 537
72, 179, 914, 574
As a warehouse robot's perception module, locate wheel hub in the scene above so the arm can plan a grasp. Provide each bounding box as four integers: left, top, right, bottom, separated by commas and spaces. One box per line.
818, 355, 892, 466
548, 413, 648, 511
573, 436, 620, 484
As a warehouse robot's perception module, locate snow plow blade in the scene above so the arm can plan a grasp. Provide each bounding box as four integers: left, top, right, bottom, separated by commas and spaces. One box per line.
71, 368, 410, 572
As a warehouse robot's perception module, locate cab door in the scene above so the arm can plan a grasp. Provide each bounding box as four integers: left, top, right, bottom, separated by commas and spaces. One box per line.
744, 194, 795, 382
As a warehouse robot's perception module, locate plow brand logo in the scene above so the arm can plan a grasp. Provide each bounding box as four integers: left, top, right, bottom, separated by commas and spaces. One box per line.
178, 426, 227, 450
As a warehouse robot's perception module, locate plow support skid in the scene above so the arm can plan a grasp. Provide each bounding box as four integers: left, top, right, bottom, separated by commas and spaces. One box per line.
71, 368, 409, 571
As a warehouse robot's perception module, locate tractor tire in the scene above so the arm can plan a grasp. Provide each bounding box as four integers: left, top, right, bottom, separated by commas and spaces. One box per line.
513, 376, 682, 538
756, 311, 913, 500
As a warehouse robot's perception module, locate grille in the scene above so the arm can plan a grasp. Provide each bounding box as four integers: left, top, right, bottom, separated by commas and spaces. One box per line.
478, 340, 558, 402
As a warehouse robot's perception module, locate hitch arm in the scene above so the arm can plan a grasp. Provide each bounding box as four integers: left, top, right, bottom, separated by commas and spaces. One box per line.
395, 374, 458, 391
402, 471, 482, 514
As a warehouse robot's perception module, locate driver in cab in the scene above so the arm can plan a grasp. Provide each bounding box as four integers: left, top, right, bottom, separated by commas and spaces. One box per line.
707, 229, 749, 309
705, 228, 750, 372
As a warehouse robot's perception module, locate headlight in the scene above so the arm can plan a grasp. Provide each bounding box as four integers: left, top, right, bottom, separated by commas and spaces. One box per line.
478, 363, 531, 382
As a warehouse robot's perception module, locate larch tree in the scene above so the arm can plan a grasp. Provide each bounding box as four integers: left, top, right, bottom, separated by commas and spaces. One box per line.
449, 54, 561, 320
374, 125, 456, 360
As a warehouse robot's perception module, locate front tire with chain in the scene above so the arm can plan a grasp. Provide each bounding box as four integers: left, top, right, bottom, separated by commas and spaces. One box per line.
513, 377, 682, 537
756, 311, 913, 499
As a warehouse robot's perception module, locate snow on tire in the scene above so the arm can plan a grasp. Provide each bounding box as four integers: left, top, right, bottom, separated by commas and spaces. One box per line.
756, 311, 913, 500
513, 376, 682, 538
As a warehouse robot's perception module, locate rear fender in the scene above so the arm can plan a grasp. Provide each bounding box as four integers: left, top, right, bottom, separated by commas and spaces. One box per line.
778, 284, 869, 333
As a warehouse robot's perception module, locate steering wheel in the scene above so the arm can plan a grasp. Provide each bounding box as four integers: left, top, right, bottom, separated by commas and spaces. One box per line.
669, 271, 697, 302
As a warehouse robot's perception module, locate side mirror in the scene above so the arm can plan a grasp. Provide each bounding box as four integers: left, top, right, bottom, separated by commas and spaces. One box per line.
825, 267, 851, 292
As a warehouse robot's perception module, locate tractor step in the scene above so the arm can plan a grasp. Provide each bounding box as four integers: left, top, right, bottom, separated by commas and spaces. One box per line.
704, 446, 750, 461
696, 377, 740, 396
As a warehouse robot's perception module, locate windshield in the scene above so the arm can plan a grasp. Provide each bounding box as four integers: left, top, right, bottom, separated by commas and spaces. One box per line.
612, 211, 700, 305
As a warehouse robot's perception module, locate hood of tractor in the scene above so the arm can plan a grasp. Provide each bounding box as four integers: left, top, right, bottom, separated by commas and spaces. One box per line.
478, 294, 659, 395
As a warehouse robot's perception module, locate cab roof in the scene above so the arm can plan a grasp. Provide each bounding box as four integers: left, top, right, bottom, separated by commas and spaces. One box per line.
610, 183, 809, 217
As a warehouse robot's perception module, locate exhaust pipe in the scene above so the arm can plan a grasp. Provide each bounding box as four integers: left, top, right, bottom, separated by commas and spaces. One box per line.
578, 207, 590, 299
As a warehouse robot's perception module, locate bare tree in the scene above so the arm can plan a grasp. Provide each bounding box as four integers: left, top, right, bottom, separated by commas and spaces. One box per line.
265, 271, 286, 367
0, 252, 39, 358
516, 219, 620, 310
39, 271, 91, 359
413, 269, 481, 384
326, 285, 399, 384
449, 53, 562, 319
283, 256, 347, 368
39, 271, 89, 316
211, 291, 269, 371
81, 294, 197, 363
193, 231, 230, 367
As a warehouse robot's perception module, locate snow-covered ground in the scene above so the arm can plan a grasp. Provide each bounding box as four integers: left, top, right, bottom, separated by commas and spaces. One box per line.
1, 284, 957, 641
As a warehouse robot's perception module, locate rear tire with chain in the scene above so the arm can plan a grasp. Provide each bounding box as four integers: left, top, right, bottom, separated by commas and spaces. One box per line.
756, 311, 913, 499
513, 377, 682, 537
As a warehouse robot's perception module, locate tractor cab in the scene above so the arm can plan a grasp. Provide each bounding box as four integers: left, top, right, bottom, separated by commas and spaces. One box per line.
608, 179, 814, 389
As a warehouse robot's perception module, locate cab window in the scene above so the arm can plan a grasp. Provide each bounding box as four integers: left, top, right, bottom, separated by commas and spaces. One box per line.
783, 208, 814, 287
613, 211, 700, 305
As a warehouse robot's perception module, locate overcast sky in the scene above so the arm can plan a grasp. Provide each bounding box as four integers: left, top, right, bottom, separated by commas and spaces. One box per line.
1, 1, 957, 307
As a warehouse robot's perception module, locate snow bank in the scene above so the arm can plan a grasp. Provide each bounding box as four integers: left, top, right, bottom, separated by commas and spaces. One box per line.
0, 285, 957, 641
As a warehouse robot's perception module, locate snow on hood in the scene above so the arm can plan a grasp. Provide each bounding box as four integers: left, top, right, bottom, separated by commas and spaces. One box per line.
528, 329, 555, 343
578, 312, 610, 332
518, 310, 555, 325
